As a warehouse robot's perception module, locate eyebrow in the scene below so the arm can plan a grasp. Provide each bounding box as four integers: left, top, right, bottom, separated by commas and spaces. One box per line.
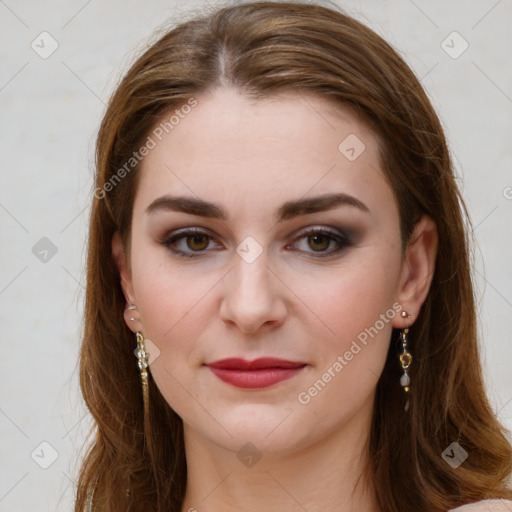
145, 192, 369, 221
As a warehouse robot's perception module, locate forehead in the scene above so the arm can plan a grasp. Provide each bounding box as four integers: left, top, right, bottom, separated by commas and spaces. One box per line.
135, 87, 393, 217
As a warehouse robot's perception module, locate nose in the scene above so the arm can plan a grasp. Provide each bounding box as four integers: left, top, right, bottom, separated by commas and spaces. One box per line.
219, 251, 287, 334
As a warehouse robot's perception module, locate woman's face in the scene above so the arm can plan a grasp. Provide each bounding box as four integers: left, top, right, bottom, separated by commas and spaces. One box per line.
115, 87, 427, 456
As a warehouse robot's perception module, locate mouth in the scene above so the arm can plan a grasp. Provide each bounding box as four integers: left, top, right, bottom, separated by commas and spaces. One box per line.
205, 357, 307, 389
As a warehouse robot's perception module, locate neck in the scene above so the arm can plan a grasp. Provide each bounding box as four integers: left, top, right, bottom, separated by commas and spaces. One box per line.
180, 402, 380, 512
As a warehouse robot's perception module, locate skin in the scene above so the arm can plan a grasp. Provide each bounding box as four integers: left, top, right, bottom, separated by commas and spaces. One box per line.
113, 87, 438, 511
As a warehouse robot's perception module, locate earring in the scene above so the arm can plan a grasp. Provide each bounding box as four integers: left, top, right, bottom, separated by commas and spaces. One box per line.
135, 331, 150, 414
399, 311, 412, 411
127, 304, 137, 322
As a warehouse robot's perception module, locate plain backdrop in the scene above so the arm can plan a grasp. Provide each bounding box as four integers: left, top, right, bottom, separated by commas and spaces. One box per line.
1, 0, 511, 510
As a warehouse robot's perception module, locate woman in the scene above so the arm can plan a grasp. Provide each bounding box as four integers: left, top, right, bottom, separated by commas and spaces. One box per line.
76, 2, 512, 511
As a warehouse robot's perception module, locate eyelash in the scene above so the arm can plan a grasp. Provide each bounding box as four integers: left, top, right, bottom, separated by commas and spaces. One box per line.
160, 226, 353, 259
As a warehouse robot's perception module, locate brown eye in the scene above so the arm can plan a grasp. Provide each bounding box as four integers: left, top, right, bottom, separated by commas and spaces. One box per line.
307, 233, 330, 251
186, 234, 209, 251
289, 227, 352, 257
162, 228, 222, 258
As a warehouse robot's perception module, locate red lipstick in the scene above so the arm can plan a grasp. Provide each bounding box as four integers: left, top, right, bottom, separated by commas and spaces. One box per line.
206, 357, 307, 389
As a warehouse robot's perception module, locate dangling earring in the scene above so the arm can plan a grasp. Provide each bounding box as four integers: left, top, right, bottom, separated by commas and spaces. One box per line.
399, 310, 412, 411
135, 331, 150, 417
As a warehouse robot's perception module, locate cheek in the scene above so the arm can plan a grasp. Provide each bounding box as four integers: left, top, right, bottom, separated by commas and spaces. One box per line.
133, 257, 218, 357
289, 250, 401, 400
293, 250, 401, 347
130, 230, 211, 325
291, 275, 398, 425
130, 244, 226, 401
132, 260, 218, 420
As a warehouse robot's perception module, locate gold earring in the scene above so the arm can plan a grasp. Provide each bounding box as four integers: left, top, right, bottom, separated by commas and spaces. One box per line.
399, 311, 412, 411
135, 332, 150, 416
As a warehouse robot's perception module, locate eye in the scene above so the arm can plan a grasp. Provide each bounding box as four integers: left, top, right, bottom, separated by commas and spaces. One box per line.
161, 226, 352, 259
288, 227, 351, 256
161, 228, 222, 258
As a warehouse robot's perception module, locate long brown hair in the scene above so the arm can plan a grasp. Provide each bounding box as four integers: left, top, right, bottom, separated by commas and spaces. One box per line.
76, 2, 512, 511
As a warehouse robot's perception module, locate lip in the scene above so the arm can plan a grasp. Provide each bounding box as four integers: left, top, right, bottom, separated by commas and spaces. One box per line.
206, 358, 307, 389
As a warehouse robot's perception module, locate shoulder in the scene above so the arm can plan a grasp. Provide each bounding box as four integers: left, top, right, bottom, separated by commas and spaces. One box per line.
449, 500, 512, 511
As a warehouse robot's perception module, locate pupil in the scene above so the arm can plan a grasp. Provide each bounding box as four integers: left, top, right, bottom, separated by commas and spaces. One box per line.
309, 234, 328, 251
189, 235, 207, 250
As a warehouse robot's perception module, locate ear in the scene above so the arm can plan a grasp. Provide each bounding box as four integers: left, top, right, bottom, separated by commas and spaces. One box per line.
112, 231, 140, 333
392, 215, 438, 328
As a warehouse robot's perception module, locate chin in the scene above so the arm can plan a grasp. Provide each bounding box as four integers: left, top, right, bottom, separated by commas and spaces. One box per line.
196, 405, 316, 456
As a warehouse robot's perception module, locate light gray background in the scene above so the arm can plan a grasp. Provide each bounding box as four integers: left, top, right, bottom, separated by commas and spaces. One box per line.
1, 0, 511, 510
